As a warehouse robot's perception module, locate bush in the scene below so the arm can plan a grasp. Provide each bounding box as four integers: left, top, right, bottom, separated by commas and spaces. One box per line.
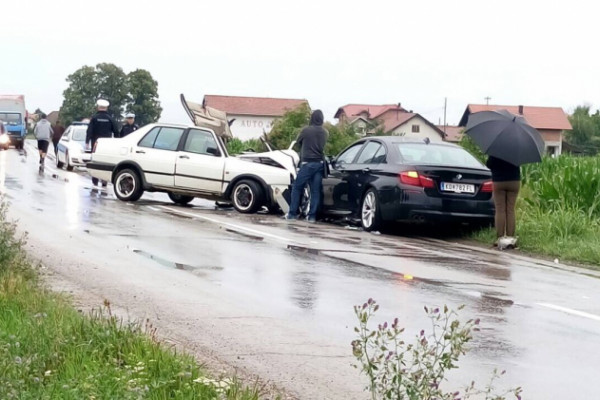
351, 299, 522, 400
459, 135, 486, 164
226, 138, 267, 155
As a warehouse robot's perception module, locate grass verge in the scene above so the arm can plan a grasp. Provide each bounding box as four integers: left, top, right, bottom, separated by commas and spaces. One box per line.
470, 188, 600, 268
0, 203, 262, 399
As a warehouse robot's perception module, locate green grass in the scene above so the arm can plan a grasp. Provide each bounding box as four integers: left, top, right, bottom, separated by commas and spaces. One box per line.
0, 204, 263, 399
469, 156, 600, 268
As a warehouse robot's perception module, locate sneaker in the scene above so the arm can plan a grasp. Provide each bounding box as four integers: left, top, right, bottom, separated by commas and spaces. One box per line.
307, 217, 317, 223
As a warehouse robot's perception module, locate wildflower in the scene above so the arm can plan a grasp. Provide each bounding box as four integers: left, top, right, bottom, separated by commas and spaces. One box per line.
44, 370, 52, 377
14, 356, 22, 364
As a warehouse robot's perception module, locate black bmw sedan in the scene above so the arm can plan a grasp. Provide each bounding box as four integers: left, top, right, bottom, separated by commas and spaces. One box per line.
320, 137, 494, 231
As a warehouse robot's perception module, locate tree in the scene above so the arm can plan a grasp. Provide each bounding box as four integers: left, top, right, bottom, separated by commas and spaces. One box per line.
126, 69, 162, 126
267, 103, 311, 150
567, 105, 600, 154
324, 123, 361, 156
60, 64, 161, 127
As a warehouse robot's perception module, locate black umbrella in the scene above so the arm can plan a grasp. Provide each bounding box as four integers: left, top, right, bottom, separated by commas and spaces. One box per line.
465, 109, 545, 166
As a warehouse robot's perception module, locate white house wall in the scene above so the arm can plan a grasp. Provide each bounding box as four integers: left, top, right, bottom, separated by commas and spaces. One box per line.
229, 115, 276, 141
391, 117, 443, 142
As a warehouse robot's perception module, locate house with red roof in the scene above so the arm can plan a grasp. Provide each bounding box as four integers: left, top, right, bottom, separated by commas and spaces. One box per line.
459, 104, 572, 156
203, 95, 308, 141
436, 125, 464, 143
334, 104, 445, 141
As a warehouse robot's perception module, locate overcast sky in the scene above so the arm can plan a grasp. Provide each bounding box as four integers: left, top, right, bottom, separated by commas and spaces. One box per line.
2, 0, 598, 126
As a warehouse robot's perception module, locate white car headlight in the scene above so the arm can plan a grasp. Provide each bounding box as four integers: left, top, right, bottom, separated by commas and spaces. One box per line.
0, 134, 9, 145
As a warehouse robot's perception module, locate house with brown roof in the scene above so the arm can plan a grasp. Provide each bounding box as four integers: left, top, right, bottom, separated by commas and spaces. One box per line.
436, 125, 464, 143
203, 95, 308, 141
334, 104, 444, 141
459, 104, 572, 156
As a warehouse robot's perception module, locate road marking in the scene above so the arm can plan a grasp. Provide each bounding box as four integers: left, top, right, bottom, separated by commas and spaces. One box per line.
537, 303, 600, 322
157, 206, 295, 244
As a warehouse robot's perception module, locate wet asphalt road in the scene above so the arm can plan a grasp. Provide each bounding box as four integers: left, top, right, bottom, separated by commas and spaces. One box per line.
1, 142, 599, 399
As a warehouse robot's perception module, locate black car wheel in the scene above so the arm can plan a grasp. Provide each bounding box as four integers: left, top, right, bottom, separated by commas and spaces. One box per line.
168, 192, 194, 206
361, 188, 382, 232
231, 179, 264, 214
113, 169, 143, 202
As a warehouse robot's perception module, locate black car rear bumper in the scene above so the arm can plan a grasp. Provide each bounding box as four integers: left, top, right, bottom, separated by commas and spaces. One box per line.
379, 188, 494, 223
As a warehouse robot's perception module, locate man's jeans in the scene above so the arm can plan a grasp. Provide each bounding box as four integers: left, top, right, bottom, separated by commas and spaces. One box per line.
288, 161, 324, 219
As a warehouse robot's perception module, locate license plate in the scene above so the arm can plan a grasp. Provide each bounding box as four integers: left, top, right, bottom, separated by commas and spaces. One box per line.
441, 182, 475, 193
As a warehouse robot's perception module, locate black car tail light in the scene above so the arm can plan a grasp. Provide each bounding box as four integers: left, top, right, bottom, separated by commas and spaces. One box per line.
399, 171, 435, 188
481, 180, 493, 192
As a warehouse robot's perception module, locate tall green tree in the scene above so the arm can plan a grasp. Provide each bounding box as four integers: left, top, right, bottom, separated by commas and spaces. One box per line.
59, 66, 98, 123
126, 69, 162, 126
567, 105, 600, 154
267, 103, 311, 150
60, 64, 161, 126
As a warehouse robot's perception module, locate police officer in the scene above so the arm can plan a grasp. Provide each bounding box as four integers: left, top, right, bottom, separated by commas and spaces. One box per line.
86, 99, 118, 186
119, 113, 139, 137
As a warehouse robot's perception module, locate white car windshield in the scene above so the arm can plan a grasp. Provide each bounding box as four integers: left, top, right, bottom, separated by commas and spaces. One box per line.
395, 143, 484, 169
72, 128, 87, 142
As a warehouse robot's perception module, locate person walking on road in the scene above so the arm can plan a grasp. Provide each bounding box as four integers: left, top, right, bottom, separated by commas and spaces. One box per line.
52, 120, 65, 156
486, 155, 521, 248
286, 110, 328, 222
119, 113, 139, 137
86, 99, 118, 186
34, 113, 53, 172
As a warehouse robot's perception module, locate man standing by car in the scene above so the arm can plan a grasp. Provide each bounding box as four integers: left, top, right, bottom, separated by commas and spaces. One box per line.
86, 99, 118, 186
52, 120, 65, 156
119, 113, 139, 137
286, 110, 328, 222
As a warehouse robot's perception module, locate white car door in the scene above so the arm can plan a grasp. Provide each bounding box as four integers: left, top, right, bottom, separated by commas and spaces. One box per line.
174, 128, 226, 193
57, 127, 71, 163
132, 126, 185, 187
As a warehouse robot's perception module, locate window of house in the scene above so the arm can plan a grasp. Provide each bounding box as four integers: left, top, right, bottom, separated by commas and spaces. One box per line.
411, 125, 420, 133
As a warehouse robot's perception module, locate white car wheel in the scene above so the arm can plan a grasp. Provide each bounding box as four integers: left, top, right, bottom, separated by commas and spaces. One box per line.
113, 169, 143, 202
231, 180, 264, 214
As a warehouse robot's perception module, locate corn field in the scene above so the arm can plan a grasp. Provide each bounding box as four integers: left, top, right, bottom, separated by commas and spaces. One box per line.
522, 156, 600, 218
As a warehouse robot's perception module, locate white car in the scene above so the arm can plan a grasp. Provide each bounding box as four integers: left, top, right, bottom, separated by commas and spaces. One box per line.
87, 123, 299, 214
56, 123, 91, 170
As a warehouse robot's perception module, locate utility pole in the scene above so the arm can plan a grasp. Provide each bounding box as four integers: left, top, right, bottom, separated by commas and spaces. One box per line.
485, 96, 491, 105
443, 97, 447, 136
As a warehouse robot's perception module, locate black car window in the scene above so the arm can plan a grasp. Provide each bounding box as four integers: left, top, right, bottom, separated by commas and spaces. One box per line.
336, 143, 364, 165
183, 129, 220, 156
356, 142, 382, 164
395, 143, 483, 168
371, 145, 387, 164
138, 127, 161, 148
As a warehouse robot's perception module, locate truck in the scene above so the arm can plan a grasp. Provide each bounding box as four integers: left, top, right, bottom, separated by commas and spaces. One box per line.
0, 95, 27, 150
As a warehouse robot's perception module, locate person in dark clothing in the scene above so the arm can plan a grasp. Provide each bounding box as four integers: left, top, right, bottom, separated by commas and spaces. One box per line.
86, 99, 118, 186
52, 120, 66, 156
486, 155, 521, 245
286, 110, 328, 222
119, 113, 139, 137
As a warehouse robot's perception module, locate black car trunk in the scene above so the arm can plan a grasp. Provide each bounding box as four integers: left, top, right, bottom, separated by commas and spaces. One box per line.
414, 166, 492, 200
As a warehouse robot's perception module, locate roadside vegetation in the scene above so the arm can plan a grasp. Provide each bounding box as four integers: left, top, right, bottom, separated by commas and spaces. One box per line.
460, 136, 600, 267
0, 203, 262, 399
352, 299, 522, 400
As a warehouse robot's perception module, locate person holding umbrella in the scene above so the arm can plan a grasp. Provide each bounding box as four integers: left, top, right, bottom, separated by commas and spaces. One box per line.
465, 109, 545, 249
486, 155, 520, 246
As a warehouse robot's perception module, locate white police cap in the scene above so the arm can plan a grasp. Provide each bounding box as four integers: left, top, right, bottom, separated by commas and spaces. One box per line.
96, 99, 110, 107
125, 113, 135, 118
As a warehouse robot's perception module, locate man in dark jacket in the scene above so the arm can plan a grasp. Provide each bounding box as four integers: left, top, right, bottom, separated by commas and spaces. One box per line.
52, 120, 65, 156
286, 110, 328, 222
86, 99, 118, 186
119, 113, 139, 137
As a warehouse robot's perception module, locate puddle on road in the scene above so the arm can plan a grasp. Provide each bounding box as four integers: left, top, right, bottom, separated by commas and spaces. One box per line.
132, 249, 223, 274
